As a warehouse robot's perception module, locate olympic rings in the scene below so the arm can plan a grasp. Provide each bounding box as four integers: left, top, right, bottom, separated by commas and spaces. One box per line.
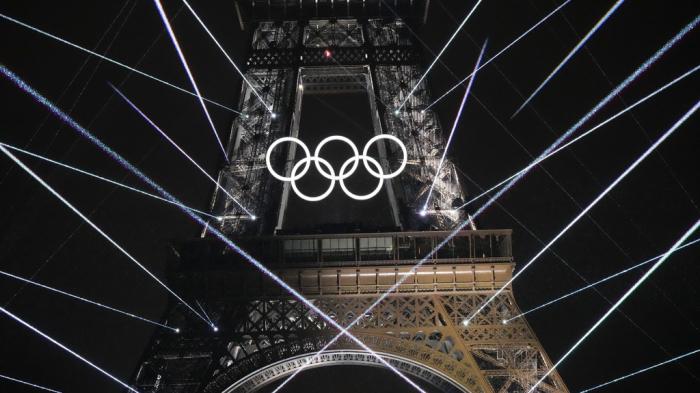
265, 135, 407, 201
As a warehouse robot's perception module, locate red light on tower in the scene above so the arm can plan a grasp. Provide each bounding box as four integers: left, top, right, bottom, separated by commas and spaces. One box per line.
323, 49, 332, 59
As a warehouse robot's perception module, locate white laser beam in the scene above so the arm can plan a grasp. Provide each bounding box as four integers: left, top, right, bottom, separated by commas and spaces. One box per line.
465, 99, 700, 327
0, 143, 210, 328
397, 0, 484, 111
512, 0, 626, 117
180, 0, 272, 113
579, 348, 700, 392
0, 13, 239, 114
529, 218, 700, 392
507, 238, 700, 322
425, 0, 573, 111
2, 65, 422, 393
0, 141, 218, 220
0, 373, 61, 393
152, 0, 228, 161
0, 306, 140, 392
0, 269, 177, 332
456, 63, 700, 211
110, 85, 255, 218
422, 40, 487, 213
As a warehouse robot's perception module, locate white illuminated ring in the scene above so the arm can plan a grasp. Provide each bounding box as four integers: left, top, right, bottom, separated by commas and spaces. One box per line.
265, 135, 407, 201
265, 137, 311, 181
362, 134, 408, 179
290, 156, 336, 202
338, 155, 384, 200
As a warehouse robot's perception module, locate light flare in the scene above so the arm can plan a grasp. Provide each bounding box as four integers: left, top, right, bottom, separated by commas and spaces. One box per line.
0, 374, 62, 393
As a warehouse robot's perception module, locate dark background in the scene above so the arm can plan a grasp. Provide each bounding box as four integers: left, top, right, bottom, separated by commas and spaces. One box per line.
1, 1, 699, 392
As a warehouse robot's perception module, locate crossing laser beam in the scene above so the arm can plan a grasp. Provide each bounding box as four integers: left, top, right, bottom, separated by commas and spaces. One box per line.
0, 373, 61, 393
0, 142, 218, 220
422, 40, 487, 213
180, 0, 272, 113
529, 218, 700, 393
0, 142, 209, 329
506, 238, 700, 322
269, 95, 700, 393
425, 0, 573, 111
0, 12, 239, 114
0, 306, 140, 392
152, 0, 228, 161
579, 348, 700, 392
466, 99, 699, 328
1, 66, 422, 393
455, 63, 700, 212
396, 0, 483, 111
0, 269, 178, 332
512, 0, 626, 118
110, 85, 255, 218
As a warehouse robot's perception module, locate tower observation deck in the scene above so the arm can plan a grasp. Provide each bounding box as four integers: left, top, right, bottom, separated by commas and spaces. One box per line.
132, 1, 570, 392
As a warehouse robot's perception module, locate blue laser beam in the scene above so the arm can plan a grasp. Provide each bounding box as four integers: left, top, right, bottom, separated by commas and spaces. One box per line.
0, 142, 209, 329
580, 348, 700, 392
530, 218, 700, 392
152, 0, 228, 161
110, 85, 255, 218
512, 0, 626, 118
0, 142, 218, 220
455, 63, 700, 212
0, 306, 140, 392
0, 12, 239, 114
425, 0, 574, 111
466, 99, 699, 328
422, 40, 487, 213
507, 238, 700, 322
180, 0, 272, 113
1, 66, 423, 393
0, 269, 178, 332
0, 373, 61, 393
396, 0, 483, 112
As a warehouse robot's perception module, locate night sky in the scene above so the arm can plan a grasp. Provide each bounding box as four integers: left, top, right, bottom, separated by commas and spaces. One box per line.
1, 1, 699, 392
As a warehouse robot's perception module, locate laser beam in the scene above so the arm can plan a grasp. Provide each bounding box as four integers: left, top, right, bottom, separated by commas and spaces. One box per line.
0, 12, 239, 114
0, 373, 61, 393
580, 348, 700, 392
506, 238, 700, 322
269, 95, 700, 393
110, 85, 255, 218
456, 63, 700, 211
512, 0, 626, 117
180, 0, 272, 113
2, 66, 422, 392
422, 40, 487, 213
0, 306, 140, 392
529, 217, 700, 392
396, 0, 484, 111
152, 0, 228, 161
0, 269, 178, 332
0, 141, 218, 220
0, 142, 210, 329
425, 0, 574, 111
465, 99, 699, 328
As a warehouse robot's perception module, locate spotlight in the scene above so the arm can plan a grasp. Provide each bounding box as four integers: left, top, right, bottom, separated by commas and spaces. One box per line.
502, 319, 508, 325
419, 210, 427, 217
393, 109, 400, 116
323, 49, 332, 58
250, 215, 257, 221
271, 112, 278, 119
175, 328, 181, 334
213, 326, 219, 332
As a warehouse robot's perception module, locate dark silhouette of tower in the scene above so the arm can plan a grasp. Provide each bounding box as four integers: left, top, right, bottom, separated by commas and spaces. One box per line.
132, 2, 569, 392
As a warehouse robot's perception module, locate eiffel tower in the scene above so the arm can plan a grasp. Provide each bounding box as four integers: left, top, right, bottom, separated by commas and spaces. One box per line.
132, 2, 569, 392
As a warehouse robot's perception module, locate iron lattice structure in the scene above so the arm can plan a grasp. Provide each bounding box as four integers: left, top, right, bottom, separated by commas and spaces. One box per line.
132, 3, 569, 393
